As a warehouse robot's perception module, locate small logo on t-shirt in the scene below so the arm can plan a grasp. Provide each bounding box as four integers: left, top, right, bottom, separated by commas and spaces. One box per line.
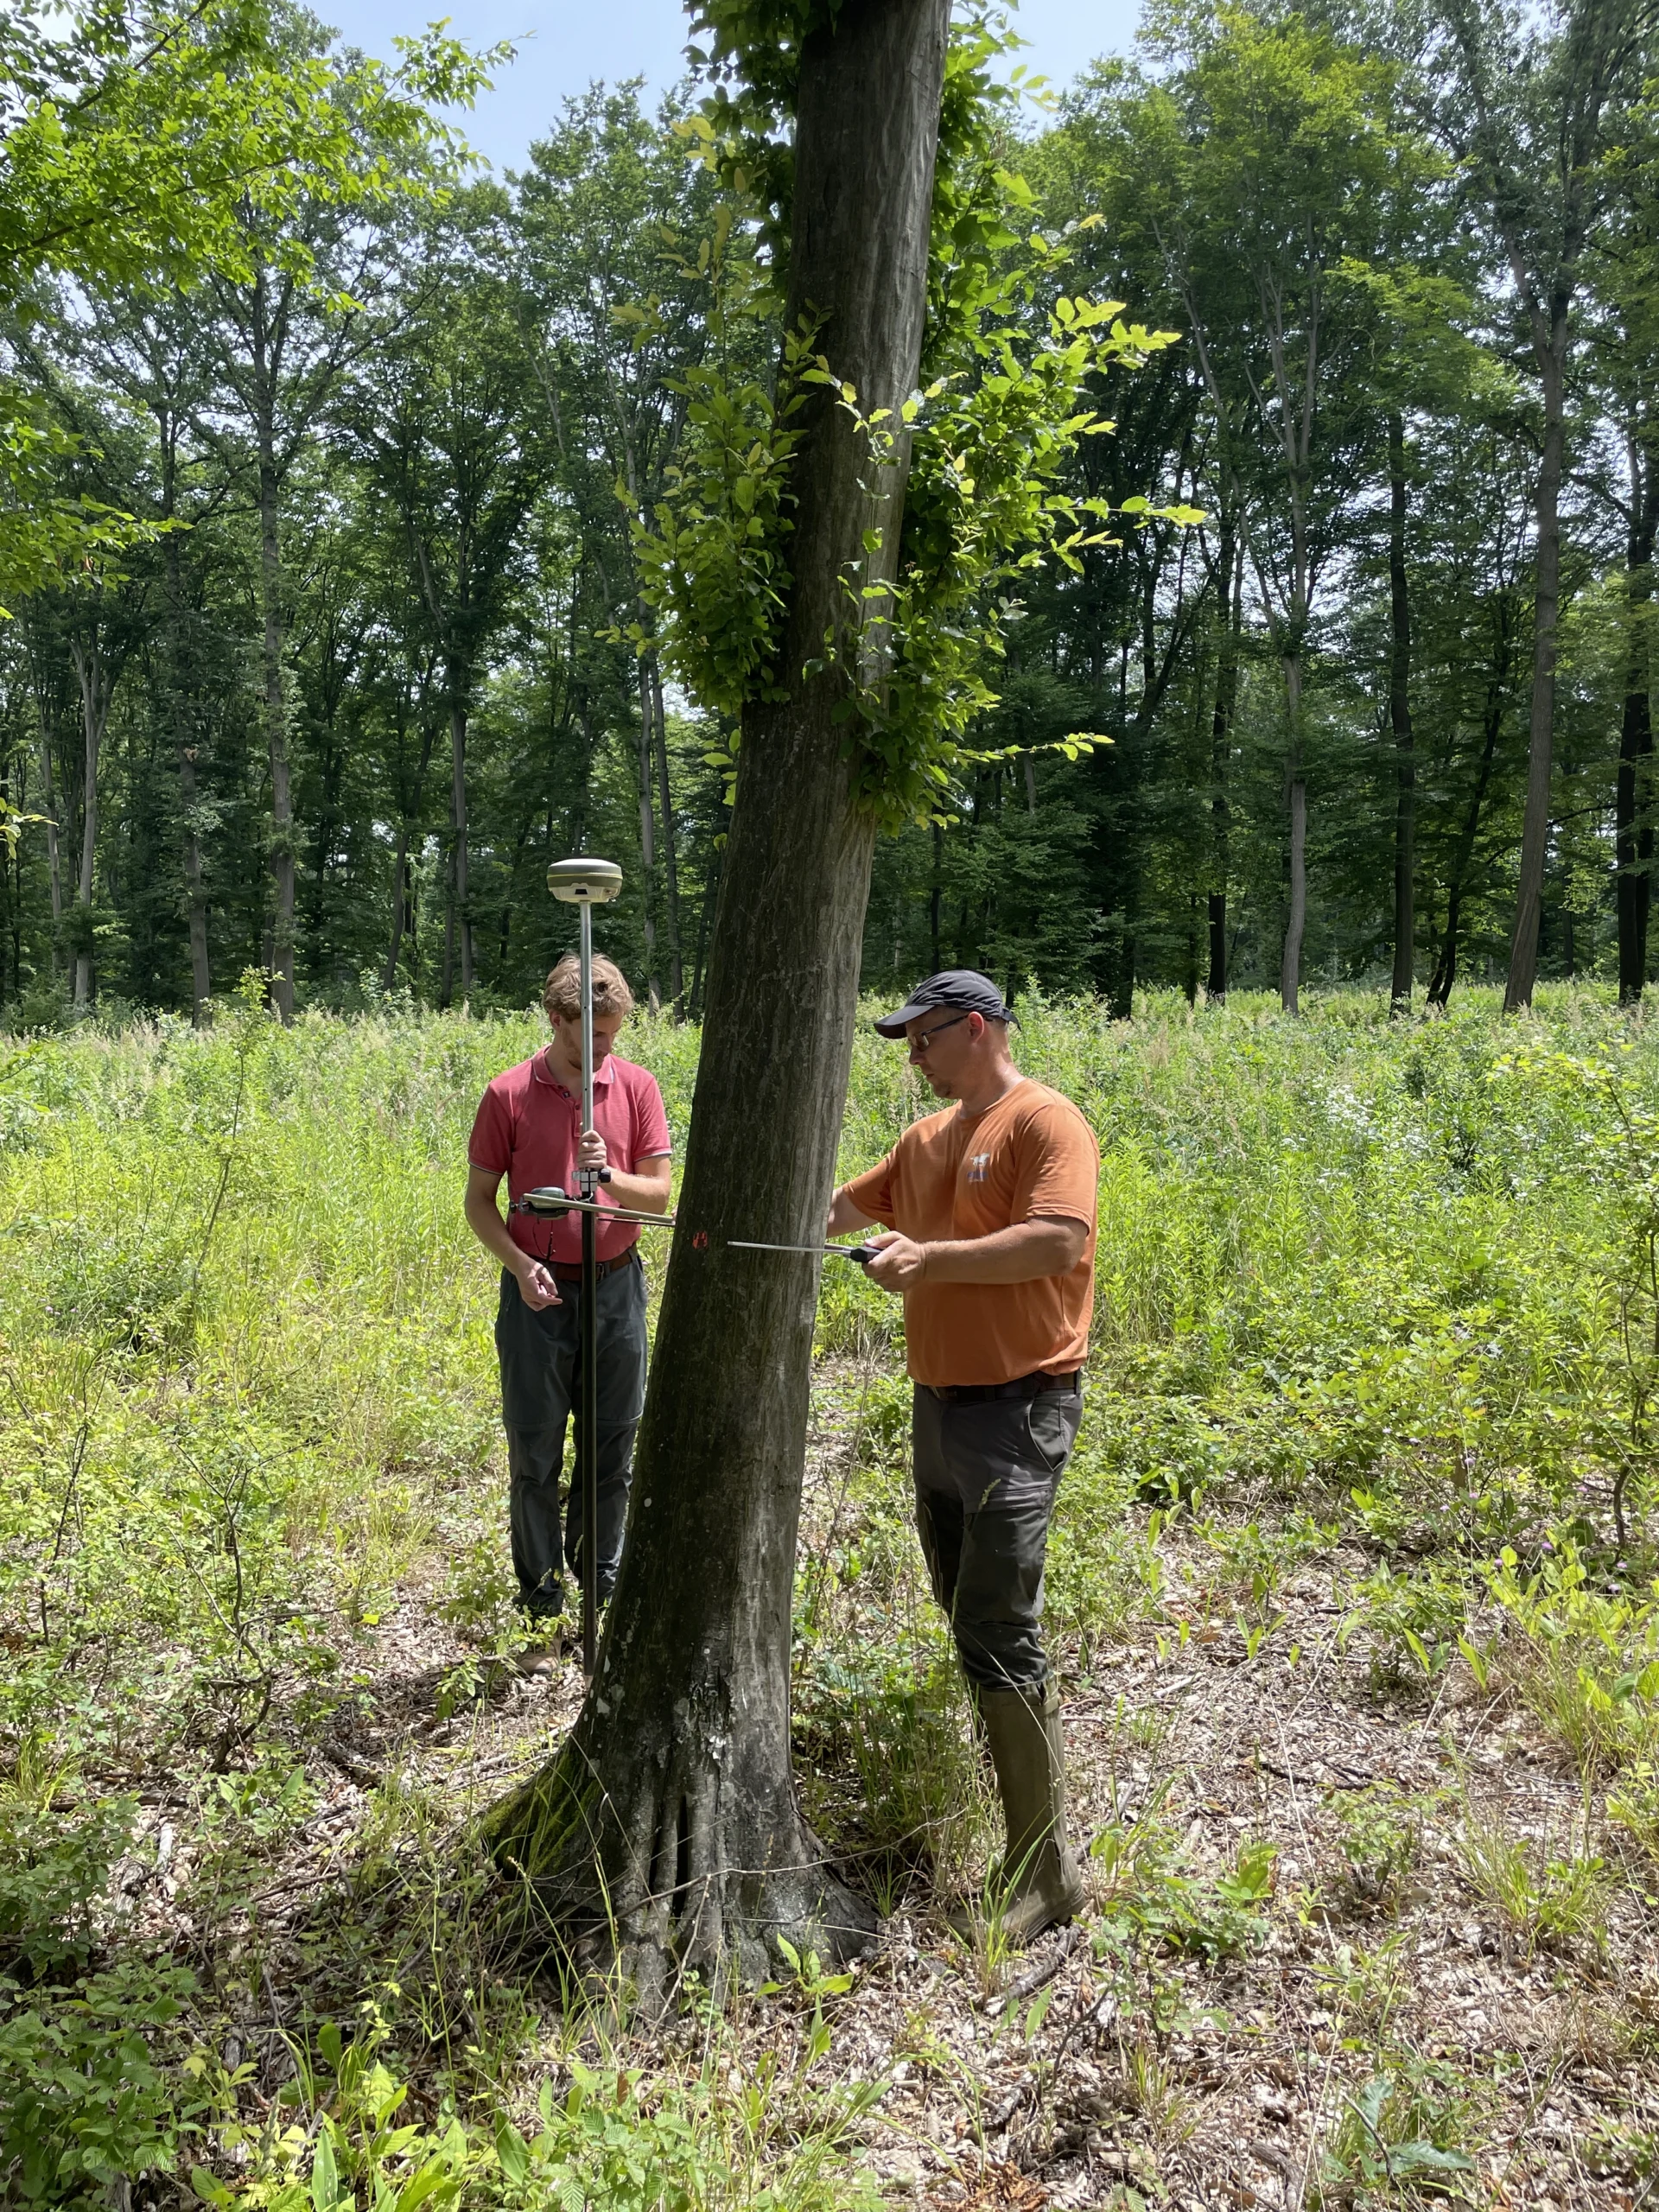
966, 1151, 992, 1183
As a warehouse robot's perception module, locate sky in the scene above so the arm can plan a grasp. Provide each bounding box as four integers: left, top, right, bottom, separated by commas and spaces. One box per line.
324, 0, 1144, 173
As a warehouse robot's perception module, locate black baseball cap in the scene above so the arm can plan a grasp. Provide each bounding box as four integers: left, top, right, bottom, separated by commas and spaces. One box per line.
874, 969, 1019, 1038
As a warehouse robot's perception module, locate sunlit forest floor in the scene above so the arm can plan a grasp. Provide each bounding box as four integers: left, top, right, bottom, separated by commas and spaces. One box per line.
6, 984, 1659, 2209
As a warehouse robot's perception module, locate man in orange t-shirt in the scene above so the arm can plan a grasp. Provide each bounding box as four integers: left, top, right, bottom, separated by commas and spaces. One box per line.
826, 970, 1098, 1943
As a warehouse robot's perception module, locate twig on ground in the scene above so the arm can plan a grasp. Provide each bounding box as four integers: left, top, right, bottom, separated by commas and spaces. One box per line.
984, 1925, 1080, 2017
1257, 1756, 1374, 1791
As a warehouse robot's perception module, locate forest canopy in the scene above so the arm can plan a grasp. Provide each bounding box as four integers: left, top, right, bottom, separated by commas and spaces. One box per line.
3, 0, 1658, 1023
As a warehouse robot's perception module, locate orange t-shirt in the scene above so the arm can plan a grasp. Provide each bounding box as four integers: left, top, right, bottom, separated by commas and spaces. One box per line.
843, 1077, 1099, 1388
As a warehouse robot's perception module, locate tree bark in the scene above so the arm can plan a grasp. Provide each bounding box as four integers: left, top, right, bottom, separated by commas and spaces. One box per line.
1427, 659, 1507, 1008
635, 659, 660, 1011
485, 0, 950, 1993
1281, 766, 1307, 1014
251, 268, 296, 1026
34, 693, 61, 978
162, 524, 212, 1026
441, 842, 457, 1007
1279, 621, 1308, 1013
180, 743, 211, 1022
70, 641, 114, 1012
384, 824, 411, 991
1504, 307, 1567, 1013
1205, 513, 1241, 1001
1388, 412, 1415, 1015
449, 696, 474, 1001
1617, 425, 1656, 1005
652, 658, 685, 1011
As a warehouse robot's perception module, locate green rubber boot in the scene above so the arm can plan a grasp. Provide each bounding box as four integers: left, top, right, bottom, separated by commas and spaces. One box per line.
971, 1681, 1088, 1947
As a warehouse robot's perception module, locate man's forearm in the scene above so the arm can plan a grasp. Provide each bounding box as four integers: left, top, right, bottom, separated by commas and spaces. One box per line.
826, 1185, 880, 1238
465, 1193, 524, 1274
916, 1218, 1085, 1284
600, 1167, 671, 1213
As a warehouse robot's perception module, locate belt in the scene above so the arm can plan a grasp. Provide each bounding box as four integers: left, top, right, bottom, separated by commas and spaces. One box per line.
549, 1245, 641, 1284
924, 1369, 1080, 1407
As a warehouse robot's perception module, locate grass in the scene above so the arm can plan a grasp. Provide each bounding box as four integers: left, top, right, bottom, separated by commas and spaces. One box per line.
6, 979, 1659, 2202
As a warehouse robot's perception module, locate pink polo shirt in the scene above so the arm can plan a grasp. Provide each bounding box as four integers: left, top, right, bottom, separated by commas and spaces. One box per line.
468, 1047, 671, 1265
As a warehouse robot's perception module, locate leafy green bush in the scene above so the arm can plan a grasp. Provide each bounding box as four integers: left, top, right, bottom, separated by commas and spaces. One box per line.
1487, 1541, 1659, 1771
0, 1961, 213, 2205
0, 1761, 135, 1976
1339, 1562, 1471, 1702
1310, 2060, 1475, 2205
1090, 1805, 1277, 1964
1332, 1788, 1421, 1916
193, 2006, 884, 2212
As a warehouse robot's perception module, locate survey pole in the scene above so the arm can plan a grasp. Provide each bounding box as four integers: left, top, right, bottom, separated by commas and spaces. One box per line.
547, 857, 623, 1675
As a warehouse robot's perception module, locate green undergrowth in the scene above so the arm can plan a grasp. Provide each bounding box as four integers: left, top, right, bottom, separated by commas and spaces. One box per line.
5, 981, 1659, 2199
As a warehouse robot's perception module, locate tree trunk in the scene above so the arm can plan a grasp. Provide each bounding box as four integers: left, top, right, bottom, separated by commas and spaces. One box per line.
652, 658, 685, 1011
387, 714, 438, 993
1505, 311, 1568, 1013
1388, 412, 1415, 1016
1280, 635, 1307, 1014
1429, 883, 1462, 1007
1281, 771, 1307, 1014
257, 454, 294, 1025
449, 696, 473, 1001
498, 811, 535, 977
485, 0, 950, 1993
930, 819, 943, 972
1206, 514, 1240, 1002
162, 525, 212, 1024
1617, 425, 1656, 1006
384, 823, 411, 992
180, 744, 211, 1023
635, 660, 660, 1011
70, 642, 111, 1012
689, 831, 721, 1020
441, 839, 456, 1007
1427, 669, 1506, 1009
34, 695, 61, 978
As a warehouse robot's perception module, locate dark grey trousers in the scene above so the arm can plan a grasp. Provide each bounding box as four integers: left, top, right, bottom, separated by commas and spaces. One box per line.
912, 1381, 1084, 1692
495, 1255, 649, 1618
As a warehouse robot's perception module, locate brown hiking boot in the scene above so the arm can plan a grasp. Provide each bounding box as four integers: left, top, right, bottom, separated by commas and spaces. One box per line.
955, 1681, 1087, 1948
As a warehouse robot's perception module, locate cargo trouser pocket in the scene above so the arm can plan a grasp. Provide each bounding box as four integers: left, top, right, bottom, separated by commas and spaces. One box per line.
1027, 1388, 1083, 1478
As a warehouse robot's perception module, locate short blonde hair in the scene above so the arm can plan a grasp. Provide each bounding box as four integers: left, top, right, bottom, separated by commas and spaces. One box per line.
543, 953, 634, 1025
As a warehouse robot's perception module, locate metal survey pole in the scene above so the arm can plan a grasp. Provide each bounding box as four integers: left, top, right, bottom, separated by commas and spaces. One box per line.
548, 857, 623, 1676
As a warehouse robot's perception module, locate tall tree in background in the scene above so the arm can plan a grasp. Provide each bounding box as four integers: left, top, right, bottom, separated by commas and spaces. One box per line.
193, 127, 425, 1024
1433, 0, 1659, 1011
0, 0, 490, 820
350, 193, 547, 1004
1588, 105, 1659, 1001
515, 87, 715, 1009
1118, 12, 1402, 1008
1343, 262, 1484, 1011
65, 291, 234, 1021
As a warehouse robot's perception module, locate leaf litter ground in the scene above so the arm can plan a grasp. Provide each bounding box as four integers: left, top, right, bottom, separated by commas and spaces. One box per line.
105, 1350, 1659, 2212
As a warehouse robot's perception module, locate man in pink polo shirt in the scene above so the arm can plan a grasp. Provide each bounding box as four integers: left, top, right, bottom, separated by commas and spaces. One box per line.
465, 953, 671, 1670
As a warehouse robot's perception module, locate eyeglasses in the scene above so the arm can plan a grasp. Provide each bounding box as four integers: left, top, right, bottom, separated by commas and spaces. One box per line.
908, 1013, 969, 1058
